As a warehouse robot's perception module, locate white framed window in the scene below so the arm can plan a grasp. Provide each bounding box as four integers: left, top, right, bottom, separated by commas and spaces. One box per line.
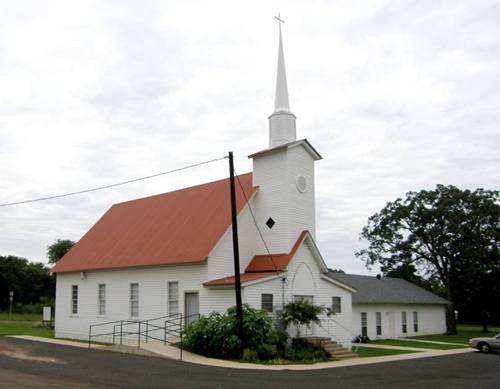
376, 312, 382, 335
402, 312, 407, 333
261, 293, 273, 312
413, 311, 418, 332
98, 284, 106, 316
168, 281, 179, 316
361, 312, 368, 337
71, 285, 78, 315
331, 297, 341, 313
130, 283, 139, 318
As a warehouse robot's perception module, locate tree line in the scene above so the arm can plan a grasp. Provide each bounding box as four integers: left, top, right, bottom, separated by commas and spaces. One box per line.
0, 239, 74, 313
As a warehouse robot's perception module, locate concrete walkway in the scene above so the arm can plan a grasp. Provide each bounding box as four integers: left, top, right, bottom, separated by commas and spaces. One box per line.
8, 336, 476, 371
396, 338, 469, 346
352, 343, 433, 352
10, 335, 105, 349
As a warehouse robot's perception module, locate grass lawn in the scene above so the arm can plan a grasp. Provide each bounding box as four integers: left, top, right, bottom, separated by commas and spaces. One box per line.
0, 312, 44, 321
0, 321, 54, 338
372, 339, 466, 350
408, 324, 500, 345
353, 346, 421, 358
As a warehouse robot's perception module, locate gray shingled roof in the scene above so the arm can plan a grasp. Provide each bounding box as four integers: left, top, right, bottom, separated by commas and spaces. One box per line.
327, 273, 450, 305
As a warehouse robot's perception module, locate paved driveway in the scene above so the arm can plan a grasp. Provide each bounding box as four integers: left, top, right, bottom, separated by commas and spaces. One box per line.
0, 337, 499, 388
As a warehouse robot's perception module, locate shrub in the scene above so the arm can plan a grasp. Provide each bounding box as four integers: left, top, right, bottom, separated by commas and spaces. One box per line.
182, 304, 276, 359
282, 299, 331, 338
353, 335, 371, 344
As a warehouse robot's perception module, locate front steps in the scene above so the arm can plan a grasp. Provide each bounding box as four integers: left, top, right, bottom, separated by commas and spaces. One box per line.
305, 337, 359, 360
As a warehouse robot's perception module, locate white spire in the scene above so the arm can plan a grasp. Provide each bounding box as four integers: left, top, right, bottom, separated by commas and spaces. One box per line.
269, 14, 296, 148
274, 26, 290, 112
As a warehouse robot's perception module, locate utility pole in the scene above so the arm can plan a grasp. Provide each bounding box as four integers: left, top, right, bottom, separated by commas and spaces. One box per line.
228, 152, 244, 350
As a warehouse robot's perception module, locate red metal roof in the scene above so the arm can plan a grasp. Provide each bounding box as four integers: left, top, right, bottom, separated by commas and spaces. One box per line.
204, 231, 309, 286
52, 173, 256, 273
203, 272, 279, 286
245, 230, 308, 272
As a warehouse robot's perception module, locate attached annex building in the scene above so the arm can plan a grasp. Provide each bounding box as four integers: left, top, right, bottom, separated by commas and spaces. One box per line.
52, 27, 448, 347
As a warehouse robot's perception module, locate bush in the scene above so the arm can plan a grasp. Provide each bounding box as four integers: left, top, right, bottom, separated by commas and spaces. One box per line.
182, 304, 276, 359
353, 335, 371, 344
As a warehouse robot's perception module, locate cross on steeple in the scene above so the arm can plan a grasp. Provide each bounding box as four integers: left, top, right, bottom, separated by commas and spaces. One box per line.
274, 13, 285, 32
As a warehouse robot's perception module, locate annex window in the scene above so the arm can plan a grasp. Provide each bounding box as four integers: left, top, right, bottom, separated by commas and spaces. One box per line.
331, 297, 341, 313
261, 294, 273, 312
130, 283, 139, 318
413, 311, 418, 332
361, 312, 368, 337
71, 285, 78, 315
168, 281, 179, 316
402, 312, 407, 334
98, 284, 106, 316
376, 312, 382, 335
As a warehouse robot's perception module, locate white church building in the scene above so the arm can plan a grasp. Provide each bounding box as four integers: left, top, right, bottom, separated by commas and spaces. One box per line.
53, 25, 448, 349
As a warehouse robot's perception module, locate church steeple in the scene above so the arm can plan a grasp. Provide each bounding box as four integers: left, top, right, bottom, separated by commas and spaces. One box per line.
269, 14, 297, 148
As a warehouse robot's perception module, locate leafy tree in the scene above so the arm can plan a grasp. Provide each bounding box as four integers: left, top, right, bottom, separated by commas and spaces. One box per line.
0, 255, 54, 312
47, 239, 75, 264
282, 299, 332, 338
356, 185, 499, 334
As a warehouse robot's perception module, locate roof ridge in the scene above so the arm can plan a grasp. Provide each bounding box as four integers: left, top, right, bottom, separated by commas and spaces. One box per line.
114, 172, 253, 206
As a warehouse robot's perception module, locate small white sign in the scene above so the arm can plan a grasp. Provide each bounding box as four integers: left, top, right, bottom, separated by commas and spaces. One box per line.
43, 306, 51, 321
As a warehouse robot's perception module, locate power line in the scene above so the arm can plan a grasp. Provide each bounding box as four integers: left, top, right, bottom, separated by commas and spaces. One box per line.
234, 170, 282, 275
0, 156, 228, 207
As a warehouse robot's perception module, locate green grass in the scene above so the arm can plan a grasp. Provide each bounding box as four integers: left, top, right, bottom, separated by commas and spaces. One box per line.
353, 346, 420, 358
372, 339, 466, 350
0, 312, 43, 321
408, 324, 500, 345
0, 321, 54, 338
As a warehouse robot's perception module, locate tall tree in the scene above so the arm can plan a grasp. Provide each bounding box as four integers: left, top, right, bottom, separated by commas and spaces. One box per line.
356, 185, 499, 334
0, 255, 54, 311
46, 239, 75, 264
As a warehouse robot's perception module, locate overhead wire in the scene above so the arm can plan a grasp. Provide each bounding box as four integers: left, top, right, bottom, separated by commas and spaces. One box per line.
0, 155, 228, 207
234, 169, 282, 276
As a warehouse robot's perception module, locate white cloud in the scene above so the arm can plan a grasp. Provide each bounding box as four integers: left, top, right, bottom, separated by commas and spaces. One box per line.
0, 0, 499, 276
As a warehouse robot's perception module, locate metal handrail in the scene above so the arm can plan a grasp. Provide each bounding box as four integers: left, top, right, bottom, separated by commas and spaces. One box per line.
318, 315, 362, 352
88, 312, 201, 361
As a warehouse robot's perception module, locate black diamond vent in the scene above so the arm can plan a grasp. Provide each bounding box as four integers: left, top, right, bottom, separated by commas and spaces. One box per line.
266, 217, 275, 229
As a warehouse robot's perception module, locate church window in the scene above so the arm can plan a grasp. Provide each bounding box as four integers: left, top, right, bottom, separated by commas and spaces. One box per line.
261, 293, 273, 312
331, 297, 341, 313
376, 312, 382, 335
265, 217, 275, 229
130, 283, 139, 318
361, 312, 367, 337
402, 312, 407, 333
168, 281, 179, 316
71, 285, 78, 315
413, 311, 418, 332
98, 284, 106, 316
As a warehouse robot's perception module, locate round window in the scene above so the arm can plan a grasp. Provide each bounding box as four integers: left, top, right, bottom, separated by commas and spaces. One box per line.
296, 175, 307, 193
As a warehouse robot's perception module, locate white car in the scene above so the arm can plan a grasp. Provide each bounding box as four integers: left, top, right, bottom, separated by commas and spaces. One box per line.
469, 334, 500, 353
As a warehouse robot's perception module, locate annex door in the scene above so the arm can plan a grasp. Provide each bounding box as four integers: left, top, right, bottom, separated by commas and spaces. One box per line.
386, 312, 396, 338
184, 292, 199, 327
293, 295, 314, 336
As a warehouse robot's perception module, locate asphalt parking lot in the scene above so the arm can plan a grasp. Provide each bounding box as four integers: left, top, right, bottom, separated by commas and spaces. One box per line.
0, 337, 499, 389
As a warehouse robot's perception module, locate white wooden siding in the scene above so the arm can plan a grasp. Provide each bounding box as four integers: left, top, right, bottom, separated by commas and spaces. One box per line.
351, 304, 447, 340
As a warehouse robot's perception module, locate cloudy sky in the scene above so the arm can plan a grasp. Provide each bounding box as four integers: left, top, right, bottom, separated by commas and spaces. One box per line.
1, 0, 499, 274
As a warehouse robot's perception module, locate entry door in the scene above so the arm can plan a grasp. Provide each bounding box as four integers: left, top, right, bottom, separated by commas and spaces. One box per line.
184, 292, 199, 327
293, 295, 314, 336
386, 312, 395, 338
